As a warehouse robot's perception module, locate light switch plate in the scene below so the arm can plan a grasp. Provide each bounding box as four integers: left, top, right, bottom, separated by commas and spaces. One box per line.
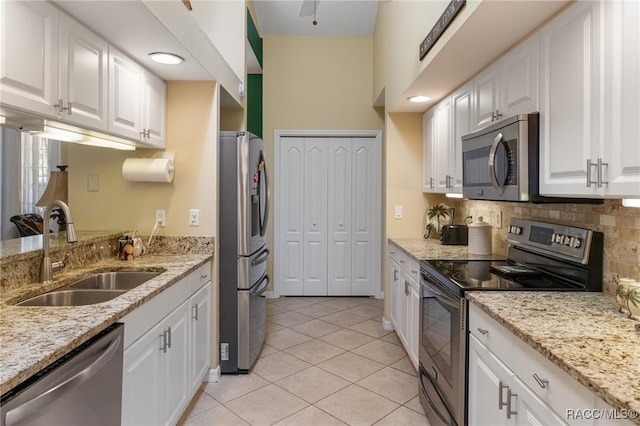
87, 174, 99, 192
394, 205, 403, 219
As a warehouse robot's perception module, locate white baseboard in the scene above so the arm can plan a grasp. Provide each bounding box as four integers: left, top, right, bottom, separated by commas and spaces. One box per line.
206, 365, 221, 383
382, 317, 394, 331
265, 291, 279, 299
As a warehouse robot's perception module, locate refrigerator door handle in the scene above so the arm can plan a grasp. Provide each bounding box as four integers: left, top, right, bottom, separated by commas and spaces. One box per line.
251, 248, 270, 266
259, 151, 269, 237
250, 275, 270, 296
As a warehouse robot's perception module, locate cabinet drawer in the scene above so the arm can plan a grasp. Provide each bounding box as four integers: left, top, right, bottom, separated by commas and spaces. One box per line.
468, 303, 515, 367
389, 243, 402, 264
511, 336, 595, 422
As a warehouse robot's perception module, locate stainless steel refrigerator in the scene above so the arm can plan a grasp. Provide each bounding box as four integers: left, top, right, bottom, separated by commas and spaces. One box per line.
219, 131, 270, 374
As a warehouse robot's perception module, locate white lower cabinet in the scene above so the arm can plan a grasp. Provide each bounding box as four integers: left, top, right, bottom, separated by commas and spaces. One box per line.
468, 303, 633, 426
388, 242, 419, 370
121, 263, 211, 426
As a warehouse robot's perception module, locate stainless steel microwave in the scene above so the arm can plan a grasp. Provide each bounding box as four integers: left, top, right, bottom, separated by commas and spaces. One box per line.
462, 113, 538, 202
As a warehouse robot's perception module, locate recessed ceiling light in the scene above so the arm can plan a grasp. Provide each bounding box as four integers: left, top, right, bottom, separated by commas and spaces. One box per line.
148, 52, 184, 65
408, 96, 430, 103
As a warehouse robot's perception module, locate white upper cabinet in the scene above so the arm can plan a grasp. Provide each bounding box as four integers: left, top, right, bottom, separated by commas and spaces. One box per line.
602, 0, 640, 197
422, 108, 436, 192
473, 35, 539, 131
0, 1, 59, 117
141, 70, 167, 149
108, 48, 143, 140
58, 13, 108, 130
1, 1, 167, 148
450, 83, 473, 193
423, 83, 471, 195
539, 0, 640, 198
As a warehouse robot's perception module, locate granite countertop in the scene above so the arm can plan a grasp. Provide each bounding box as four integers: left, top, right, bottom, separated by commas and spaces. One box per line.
0, 253, 212, 395
389, 237, 504, 261
467, 292, 640, 422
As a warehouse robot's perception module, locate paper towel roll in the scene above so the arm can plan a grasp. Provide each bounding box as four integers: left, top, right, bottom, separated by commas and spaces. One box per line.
122, 158, 174, 182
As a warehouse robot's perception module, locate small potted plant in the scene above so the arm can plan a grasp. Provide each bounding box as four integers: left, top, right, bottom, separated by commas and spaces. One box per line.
424, 203, 450, 239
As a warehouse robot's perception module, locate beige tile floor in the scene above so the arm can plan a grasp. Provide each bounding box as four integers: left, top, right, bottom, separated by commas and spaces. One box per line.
178, 296, 431, 426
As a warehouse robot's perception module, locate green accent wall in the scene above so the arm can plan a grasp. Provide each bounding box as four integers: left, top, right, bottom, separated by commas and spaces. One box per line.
247, 74, 263, 138
247, 9, 262, 67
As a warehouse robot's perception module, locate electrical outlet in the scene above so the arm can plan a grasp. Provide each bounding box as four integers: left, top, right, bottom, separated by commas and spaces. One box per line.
87, 174, 99, 192
189, 209, 200, 226
155, 210, 166, 227
496, 210, 503, 229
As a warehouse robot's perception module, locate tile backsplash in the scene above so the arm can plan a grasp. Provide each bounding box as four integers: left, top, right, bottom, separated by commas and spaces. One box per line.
426, 195, 640, 295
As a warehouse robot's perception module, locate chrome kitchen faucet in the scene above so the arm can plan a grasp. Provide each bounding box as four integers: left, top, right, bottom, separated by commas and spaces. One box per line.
40, 200, 77, 283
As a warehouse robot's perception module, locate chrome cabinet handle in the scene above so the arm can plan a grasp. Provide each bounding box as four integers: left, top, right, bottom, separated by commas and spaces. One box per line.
532, 373, 549, 389
506, 388, 518, 419
201, 274, 208, 280
411, 270, 418, 274
54, 99, 72, 114
597, 158, 608, 188
166, 326, 172, 349
160, 331, 168, 353
404, 281, 410, 296
586, 158, 598, 187
498, 381, 508, 410
430, 177, 435, 189
192, 304, 199, 321
140, 129, 151, 139
400, 259, 405, 264
495, 110, 503, 121
393, 269, 398, 281
477, 327, 489, 335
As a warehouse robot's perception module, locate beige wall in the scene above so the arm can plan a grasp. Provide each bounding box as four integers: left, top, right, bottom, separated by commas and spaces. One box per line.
263, 34, 384, 284
67, 81, 219, 237
67, 81, 220, 368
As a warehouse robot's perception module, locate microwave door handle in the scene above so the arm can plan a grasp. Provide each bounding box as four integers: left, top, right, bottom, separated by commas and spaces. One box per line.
488, 132, 505, 195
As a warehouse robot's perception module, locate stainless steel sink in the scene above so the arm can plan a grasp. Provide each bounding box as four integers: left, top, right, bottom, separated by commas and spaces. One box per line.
16, 290, 125, 307
68, 271, 162, 291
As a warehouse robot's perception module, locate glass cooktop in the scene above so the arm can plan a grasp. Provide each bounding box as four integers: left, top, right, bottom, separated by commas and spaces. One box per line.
423, 260, 584, 291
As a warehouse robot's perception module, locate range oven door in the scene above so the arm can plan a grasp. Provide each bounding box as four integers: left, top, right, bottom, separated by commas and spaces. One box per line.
419, 270, 466, 426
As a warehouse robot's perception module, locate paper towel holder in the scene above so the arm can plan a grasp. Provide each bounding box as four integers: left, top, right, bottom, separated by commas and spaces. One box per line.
122, 152, 175, 183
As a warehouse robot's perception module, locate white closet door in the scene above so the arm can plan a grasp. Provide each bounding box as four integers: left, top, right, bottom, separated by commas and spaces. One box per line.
327, 138, 352, 295
279, 137, 305, 295
303, 138, 328, 296
351, 138, 379, 296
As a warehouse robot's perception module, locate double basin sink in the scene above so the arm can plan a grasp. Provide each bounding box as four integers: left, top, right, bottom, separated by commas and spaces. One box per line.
16, 271, 163, 307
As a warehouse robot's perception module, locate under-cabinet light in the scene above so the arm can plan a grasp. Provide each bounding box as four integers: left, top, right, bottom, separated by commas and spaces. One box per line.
30, 121, 136, 151
622, 199, 640, 208
446, 193, 463, 199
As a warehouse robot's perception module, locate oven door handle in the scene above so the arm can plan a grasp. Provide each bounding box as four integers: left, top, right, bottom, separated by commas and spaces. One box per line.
488, 132, 506, 195
419, 367, 456, 426
424, 280, 459, 309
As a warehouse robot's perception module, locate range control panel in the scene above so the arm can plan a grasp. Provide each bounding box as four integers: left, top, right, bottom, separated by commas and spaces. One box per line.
507, 219, 594, 264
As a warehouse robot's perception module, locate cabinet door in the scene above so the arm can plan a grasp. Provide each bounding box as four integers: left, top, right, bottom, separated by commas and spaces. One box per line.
350, 137, 379, 296
422, 108, 436, 192
162, 301, 190, 426
473, 64, 500, 130
511, 377, 568, 426
500, 35, 539, 118
539, 1, 603, 197
190, 282, 211, 394
109, 47, 143, 140
451, 83, 473, 192
468, 334, 512, 426
122, 323, 163, 426
141, 70, 166, 148
389, 256, 400, 331
303, 138, 328, 296
0, 0, 59, 117
328, 138, 352, 296
434, 97, 452, 193
396, 270, 410, 349
58, 14, 108, 130
603, 0, 640, 197
409, 279, 420, 370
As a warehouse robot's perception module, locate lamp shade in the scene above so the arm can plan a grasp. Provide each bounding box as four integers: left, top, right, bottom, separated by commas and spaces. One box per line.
36, 167, 68, 207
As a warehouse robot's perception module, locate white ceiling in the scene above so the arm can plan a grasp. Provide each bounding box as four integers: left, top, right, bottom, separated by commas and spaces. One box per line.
253, 0, 379, 35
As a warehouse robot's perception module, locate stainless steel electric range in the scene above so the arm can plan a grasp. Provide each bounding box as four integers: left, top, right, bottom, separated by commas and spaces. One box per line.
418, 219, 604, 426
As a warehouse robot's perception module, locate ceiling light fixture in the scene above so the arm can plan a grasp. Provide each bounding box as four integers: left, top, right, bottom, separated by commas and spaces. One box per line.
408, 96, 430, 103
148, 52, 184, 65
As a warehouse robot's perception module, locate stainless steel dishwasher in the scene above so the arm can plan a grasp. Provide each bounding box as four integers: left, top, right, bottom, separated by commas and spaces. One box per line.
0, 323, 124, 426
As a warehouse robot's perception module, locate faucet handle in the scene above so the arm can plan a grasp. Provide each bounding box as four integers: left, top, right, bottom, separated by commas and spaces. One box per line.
51, 260, 65, 272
